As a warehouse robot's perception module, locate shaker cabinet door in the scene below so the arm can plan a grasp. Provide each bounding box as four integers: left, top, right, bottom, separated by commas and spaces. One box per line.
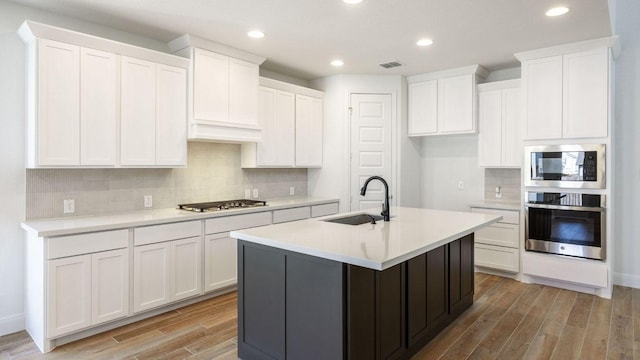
408, 80, 438, 135
522, 56, 563, 140
156, 64, 187, 166
47, 255, 91, 337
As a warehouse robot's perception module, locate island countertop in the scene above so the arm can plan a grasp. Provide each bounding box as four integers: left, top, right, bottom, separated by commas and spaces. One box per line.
231, 206, 502, 270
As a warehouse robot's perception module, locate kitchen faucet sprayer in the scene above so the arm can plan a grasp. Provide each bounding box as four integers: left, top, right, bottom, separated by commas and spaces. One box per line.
360, 176, 390, 221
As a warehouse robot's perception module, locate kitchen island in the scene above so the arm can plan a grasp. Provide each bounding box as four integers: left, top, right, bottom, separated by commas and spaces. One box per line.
231, 206, 501, 360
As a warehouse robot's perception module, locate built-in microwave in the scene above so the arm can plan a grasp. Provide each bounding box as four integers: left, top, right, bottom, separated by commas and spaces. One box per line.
524, 144, 605, 189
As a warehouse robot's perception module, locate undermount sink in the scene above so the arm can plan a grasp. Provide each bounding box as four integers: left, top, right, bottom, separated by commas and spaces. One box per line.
323, 213, 384, 225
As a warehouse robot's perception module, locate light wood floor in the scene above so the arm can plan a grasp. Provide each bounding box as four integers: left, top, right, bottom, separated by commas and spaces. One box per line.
1, 273, 638, 359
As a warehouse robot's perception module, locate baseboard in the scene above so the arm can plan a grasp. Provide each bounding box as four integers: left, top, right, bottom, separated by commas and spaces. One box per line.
0, 313, 25, 337
613, 272, 640, 289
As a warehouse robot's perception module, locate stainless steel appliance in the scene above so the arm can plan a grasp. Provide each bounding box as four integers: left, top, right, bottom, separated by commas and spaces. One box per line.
525, 191, 606, 260
178, 199, 267, 212
524, 144, 605, 189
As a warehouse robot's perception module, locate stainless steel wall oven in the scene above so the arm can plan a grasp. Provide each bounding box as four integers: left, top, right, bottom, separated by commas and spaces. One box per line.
524, 144, 605, 189
525, 191, 606, 260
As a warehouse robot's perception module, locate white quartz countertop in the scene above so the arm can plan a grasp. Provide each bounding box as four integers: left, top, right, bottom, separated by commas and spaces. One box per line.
231, 206, 502, 271
21, 197, 339, 237
468, 200, 522, 211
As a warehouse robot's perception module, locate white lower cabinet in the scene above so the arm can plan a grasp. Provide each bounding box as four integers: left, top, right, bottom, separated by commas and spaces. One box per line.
204, 233, 237, 292
91, 249, 129, 325
470, 206, 520, 273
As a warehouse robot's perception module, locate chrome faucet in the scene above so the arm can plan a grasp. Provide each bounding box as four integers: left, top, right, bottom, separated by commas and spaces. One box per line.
360, 176, 390, 221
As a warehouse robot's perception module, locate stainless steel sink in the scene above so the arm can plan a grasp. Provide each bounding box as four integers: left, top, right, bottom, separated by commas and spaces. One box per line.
323, 213, 384, 225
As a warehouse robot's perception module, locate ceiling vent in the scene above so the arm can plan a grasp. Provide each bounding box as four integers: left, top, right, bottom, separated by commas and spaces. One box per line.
379, 61, 403, 69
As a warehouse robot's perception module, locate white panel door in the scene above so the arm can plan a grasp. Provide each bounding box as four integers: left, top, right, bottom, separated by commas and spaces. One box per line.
350, 93, 392, 211
502, 87, 522, 167
120, 56, 156, 166
438, 74, 474, 133
295, 94, 323, 167
477, 89, 502, 167
562, 48, 609, 139
408, 80, 438, 135
229, 58, 259, 126
156, 64, 187, 166
37, 39, 80, 166
257, 87, 295, 166
204, 233, 237, 292
80, 47, 117, 166
522, 56, 563, 140
47, 255, 91, 337
193, 48, 229, 122
133, 242, 170, 312
170, 237, 202, 301
91, 249, 129, 325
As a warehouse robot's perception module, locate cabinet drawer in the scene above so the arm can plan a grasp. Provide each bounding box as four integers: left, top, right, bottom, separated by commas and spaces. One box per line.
475, 223, 520, 249
273, 206, 310, 224
470, 207, 520, 224
311, 203, 339, 218
134, 221, 201, 246
475, 243, 519, 273
48, 229, 128, 259
205, 211, 272, 234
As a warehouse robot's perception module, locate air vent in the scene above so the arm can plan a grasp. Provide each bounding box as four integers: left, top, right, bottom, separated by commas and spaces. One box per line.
379, 61, 403, 69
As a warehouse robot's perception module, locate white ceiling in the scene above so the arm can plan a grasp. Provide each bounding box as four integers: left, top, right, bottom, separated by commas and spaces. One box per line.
9, 0, 612, 80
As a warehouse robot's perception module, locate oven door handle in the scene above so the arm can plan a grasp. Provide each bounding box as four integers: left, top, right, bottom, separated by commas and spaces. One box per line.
525, 203, 605, 212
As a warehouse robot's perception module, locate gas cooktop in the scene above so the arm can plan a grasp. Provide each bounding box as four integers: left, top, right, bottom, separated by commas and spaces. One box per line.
178, 199, 267, 212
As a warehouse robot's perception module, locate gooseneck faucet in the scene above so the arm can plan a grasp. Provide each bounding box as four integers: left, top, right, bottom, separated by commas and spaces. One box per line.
360, 176, 390, 221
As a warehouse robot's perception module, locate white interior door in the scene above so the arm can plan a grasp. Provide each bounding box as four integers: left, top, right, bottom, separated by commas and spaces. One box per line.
350, 93, 392, 212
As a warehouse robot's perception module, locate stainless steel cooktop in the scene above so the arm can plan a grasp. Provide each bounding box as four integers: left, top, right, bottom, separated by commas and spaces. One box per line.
178, 199, 267, 212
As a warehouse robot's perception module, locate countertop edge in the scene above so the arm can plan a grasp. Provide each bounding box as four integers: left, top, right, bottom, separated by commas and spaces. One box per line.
468, 200, 522, 211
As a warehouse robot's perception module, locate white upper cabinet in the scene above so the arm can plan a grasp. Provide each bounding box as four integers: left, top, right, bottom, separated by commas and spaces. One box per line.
407, 65, 487, 136
516, 38, 619, 140
241, 78, 323, 168
477, 79, 521, 168
193, 49, 229, 122
19, 21, 189, 168
228, 57, 259, 127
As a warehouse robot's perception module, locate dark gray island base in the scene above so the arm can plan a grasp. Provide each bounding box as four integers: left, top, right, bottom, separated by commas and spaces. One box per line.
237, 234, 474, 360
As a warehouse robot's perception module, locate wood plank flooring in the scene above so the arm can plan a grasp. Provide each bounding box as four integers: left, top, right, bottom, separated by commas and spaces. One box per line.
1, 273, 638, 359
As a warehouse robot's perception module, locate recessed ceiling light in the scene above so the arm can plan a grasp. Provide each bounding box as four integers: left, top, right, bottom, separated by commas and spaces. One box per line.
247, 30, 265, 39
343, 0, 363, 4
546, 6, 569, 17
416, 38, 434, 47
331, 59, 344, 67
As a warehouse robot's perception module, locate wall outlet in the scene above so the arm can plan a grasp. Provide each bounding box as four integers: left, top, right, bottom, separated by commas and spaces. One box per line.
457, 180, 465, 190
495, 186, 503, 198
289, 186, 295, 196
63, 199, 75, 214
245, 189, 251, 199
144, 195, 153, 208
253, 188, 259, 198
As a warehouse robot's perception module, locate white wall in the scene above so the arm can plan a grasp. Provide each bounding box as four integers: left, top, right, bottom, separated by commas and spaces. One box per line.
612, 0, 640, 288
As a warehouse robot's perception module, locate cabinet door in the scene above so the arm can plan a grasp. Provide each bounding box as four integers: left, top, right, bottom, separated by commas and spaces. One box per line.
170, 237, 202, 301
156, 64, 187, 166
47, 255, 91, 337
449, 235, 474, 318
229, 58, 259, 126
477, 89, 503, 167
502, 87, 522, 167
193, 48, 229, 122
80, 47, 117, 166
121, 56, 156, 166
438, 74, 474, 133
256, 87, 295, 166
37, 39, 80, 166
408, 80, 438, 135
522, 56, 563, 140
562, 48, 609, 139
91, 248, 129, 325
204, 233, 237, 292
295, 94, 323, 167
133, 242, 170, 312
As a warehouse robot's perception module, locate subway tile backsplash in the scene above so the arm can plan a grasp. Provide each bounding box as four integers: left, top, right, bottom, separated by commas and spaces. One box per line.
484, 168, 521, 202
26, 142, 307, 219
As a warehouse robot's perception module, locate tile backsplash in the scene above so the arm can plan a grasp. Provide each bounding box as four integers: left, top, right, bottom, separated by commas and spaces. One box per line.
26, 142, 307, 219
484, 168, 521, 202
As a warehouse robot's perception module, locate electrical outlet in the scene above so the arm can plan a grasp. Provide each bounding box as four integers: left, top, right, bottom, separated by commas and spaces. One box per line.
457, 180, 464, 190
245, 189, 251, 199
63, 199, 75, 214
289, 186, 295, 196
253, 188, 259, 198
495, 186, 503, 198
144, 195, 153, 208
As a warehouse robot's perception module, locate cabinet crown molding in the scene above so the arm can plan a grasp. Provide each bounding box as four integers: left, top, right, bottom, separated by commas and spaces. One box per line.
168, 34, 266, 65
514, 36, 621, 62
477, 78, 521, 91
17, 20, 189, 69
259, 77, 324, 98
406, 64, 488, 83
